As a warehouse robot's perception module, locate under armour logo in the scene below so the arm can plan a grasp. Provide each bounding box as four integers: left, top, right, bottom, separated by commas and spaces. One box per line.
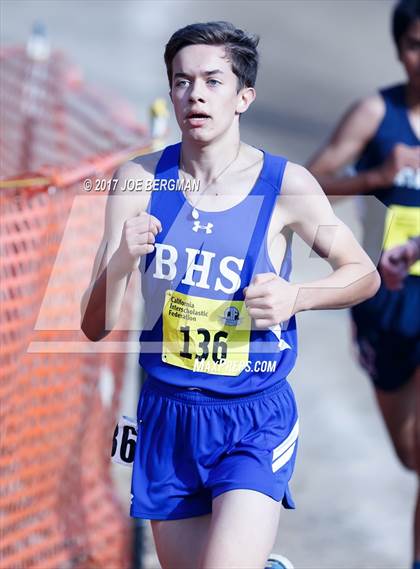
192, 221, 213, 234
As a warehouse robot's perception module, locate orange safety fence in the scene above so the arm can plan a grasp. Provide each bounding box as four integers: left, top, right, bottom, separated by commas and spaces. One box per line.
0, 45, 156, 569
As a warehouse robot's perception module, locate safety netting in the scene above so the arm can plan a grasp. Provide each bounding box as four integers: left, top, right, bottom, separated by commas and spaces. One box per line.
0, 45, 154, 569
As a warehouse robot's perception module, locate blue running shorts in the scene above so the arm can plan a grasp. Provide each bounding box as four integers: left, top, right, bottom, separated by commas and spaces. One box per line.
130, 376, 299, 520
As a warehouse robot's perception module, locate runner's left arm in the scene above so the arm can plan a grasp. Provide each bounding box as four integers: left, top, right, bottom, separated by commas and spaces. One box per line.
282, 162, 381, 312
244, 163, 380, 328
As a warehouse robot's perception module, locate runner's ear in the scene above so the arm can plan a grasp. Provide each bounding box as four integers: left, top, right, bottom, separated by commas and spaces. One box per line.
236, 87, 256, 114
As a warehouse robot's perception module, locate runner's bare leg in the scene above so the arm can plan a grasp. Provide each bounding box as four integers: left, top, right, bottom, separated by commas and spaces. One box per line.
199, 489, 282, 569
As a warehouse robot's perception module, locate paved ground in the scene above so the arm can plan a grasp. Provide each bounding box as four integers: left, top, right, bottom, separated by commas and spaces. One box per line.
2, 1, 416, 568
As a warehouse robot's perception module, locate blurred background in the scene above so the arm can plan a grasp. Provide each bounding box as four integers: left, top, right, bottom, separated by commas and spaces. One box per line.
0, 1, 416, 568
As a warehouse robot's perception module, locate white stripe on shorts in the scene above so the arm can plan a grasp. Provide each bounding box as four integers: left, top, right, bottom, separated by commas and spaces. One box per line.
272, 420, 299, 462
272, 441, 297, 473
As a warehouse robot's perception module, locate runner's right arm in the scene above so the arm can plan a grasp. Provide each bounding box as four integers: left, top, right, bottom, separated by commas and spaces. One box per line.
80, 161, 161, 341
307, 94, 419, 195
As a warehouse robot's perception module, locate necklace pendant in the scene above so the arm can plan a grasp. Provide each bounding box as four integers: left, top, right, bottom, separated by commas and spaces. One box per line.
191, 207, 199, 220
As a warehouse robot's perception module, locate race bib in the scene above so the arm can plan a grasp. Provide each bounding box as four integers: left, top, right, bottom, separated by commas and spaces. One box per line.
383, 204, 420, 276
111, 415, 138, 467
162, 290, 251, 376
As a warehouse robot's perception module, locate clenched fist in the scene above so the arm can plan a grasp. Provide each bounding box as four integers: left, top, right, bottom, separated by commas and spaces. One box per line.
244, 273, 299, 329
114, 212, 162, 276
380, 239, 419, 291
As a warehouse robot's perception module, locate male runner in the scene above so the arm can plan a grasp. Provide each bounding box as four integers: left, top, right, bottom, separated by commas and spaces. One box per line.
81, 21, 379, 569
307, 1, 420, 567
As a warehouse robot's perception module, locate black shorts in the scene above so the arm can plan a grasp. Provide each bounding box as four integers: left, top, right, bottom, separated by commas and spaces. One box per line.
351, 276, 420, 392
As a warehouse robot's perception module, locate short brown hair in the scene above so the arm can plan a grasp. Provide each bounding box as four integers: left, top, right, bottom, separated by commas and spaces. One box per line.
164, 21, 260, 91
